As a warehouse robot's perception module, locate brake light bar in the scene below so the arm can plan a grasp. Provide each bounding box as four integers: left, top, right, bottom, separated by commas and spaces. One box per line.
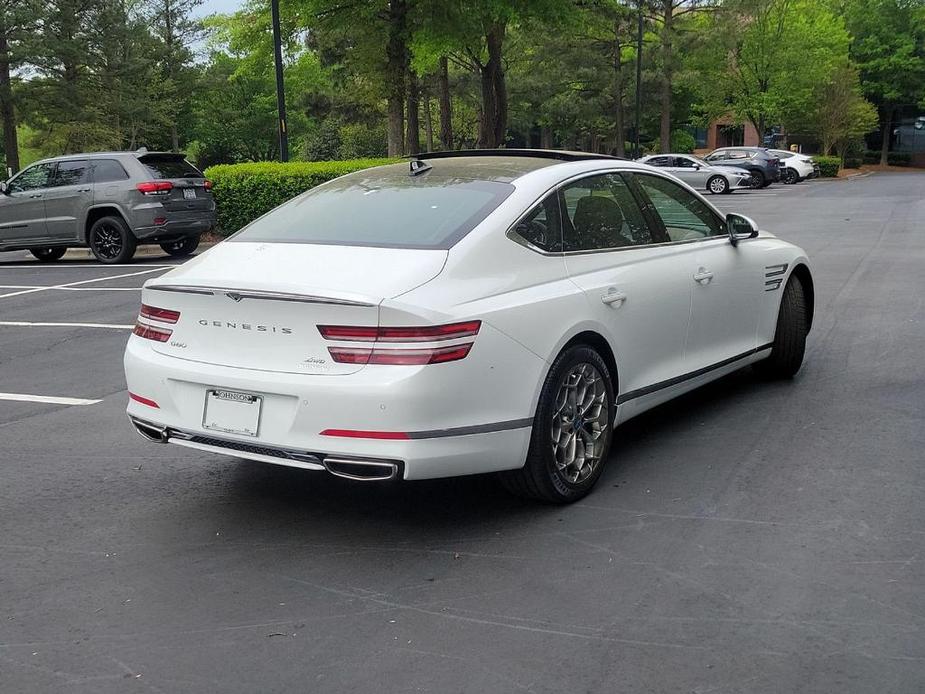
318, 320, 481, 343
139, 304, 180, 324
328, 343, 473, 365
133, 322, 172, 342
136, 181, 173, 195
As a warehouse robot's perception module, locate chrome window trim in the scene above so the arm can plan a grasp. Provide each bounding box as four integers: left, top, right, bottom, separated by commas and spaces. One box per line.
506, 168, 729, 257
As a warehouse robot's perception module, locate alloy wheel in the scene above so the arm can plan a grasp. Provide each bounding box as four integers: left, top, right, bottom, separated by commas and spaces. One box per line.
709, 177, 728, 194
550, 362, 609, 484
93, 224, 123, 260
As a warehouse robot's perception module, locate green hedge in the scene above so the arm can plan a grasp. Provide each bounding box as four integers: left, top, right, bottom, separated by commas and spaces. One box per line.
204, 158, 395, 234
815, 156, 841, 177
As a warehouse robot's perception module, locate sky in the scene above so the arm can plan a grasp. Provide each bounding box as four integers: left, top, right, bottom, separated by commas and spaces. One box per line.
193, 0, 247, 18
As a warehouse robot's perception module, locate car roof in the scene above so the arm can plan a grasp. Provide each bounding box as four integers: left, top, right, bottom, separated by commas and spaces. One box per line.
29, 150, 183, 165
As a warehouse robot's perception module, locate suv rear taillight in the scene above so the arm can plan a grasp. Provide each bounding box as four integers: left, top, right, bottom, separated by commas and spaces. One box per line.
203, 180, 213, 191
136, 181, 173, 195
318, 320, 481, 365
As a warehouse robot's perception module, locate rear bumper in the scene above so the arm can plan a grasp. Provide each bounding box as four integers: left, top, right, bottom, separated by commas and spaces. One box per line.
134, 215, 215, 240
123, 324, 543, 480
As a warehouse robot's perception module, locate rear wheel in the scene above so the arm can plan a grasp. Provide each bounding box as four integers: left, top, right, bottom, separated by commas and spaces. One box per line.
782, 168, 800, 184
30, 247, 66, 263
160, 235, 200, 258
707, 175, 729, 195
88, 215, 136, 264
755, 277, 808, 379
748, 169, 765, 189
499, 345, 614, 503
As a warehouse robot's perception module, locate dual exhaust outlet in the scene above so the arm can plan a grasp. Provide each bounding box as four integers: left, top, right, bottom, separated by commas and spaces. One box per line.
129, 417, 400, 482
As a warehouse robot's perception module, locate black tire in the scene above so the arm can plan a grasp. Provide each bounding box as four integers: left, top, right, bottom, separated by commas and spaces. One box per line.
30, 247, 67, 263
160, 235, 200, 258
748, 169, 765, 189
499, 345, 615, 504
755, 277, 808, 379
782, 168, 799, 184
88, 215, 136, 264
707, 175, 729, 195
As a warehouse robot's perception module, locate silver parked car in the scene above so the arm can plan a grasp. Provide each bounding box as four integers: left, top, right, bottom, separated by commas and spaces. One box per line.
636, 154, 753, 194
0, 150, 216, 263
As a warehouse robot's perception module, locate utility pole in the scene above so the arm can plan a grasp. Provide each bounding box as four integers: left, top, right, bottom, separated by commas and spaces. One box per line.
634, 0, 643, 159
271, 0, 289, 162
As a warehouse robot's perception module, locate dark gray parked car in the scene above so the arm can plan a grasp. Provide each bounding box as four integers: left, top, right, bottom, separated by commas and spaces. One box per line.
702, 147, 782, 189
0, 150, 215, 263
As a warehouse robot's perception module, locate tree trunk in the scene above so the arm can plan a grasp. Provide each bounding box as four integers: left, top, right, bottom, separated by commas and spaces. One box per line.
613, 22, 625, 158
164, 0, 179, 152
658, 1, 672, 154
540, 126, 552, 149
880, 105, 892, 166
477, 23, 507, 148
0, 27, 20, 173
406, 69, 420, 155
423, 90, 434, 152
386, 0, 407, 157
437, 56, 453, 150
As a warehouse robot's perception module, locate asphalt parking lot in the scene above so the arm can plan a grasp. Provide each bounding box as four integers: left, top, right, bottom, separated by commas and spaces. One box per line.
1, 173, 923, 693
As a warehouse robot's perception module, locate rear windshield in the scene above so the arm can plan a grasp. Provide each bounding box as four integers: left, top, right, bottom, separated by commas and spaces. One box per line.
139, 155, 203, 179
231, 170, 514, 250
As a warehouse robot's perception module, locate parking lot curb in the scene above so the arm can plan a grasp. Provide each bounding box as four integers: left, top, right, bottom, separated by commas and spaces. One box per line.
62, 240, 221, 260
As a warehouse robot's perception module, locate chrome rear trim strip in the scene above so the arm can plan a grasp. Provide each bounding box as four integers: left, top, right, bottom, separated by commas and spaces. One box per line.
147, 284, 376, 307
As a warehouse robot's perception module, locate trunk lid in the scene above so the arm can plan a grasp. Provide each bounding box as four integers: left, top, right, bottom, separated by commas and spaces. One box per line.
141, 242, 447, 375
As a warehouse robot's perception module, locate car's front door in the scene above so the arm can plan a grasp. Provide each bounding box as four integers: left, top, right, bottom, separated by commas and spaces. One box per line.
559, 172, 693, 400
0, 163, 55, 244
671, 156, 709, 188
632, 173, 761, 371
43, 159, 92, 242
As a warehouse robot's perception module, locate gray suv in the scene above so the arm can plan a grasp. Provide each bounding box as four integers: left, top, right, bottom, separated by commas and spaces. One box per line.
0, 150, 215, 263
702, 147, 782, 189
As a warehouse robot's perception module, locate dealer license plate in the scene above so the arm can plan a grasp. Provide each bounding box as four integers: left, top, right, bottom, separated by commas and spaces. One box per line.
183, 188, 197, 200
202, 390, 262, 437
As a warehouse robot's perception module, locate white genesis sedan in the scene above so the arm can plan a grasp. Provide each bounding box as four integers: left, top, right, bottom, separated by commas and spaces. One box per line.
124, 150, 813, 503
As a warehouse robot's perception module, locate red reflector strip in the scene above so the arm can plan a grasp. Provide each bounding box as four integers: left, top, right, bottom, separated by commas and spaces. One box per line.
328, 343, 473, 365
318, 320, 481, 343
139, 304, 180, 324
133, 322, 172, 342
129, 392, 159, 408
319, 429, 409, 440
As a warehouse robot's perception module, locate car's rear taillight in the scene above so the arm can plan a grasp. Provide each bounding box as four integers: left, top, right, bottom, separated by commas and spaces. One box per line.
136, 181, 173, 195
203, 180, 213, 191
139, 304, 180, 324
319, 320, 480, 365
318, 321, 480, 343
133, 323, 172, 342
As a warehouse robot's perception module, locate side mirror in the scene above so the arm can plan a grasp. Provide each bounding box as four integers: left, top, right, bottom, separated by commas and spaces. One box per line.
726, 213, 759, 246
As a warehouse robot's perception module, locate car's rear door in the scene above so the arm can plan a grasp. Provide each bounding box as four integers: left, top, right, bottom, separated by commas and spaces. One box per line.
559, 172, 692, 400
0, 163, 55, 243
632, 173, 760, 371
43, 159, 92, 242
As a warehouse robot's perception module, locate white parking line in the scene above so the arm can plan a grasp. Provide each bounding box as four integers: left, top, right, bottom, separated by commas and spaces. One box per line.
0, 264, 176, 269
0, 321, 133, 329
0, 286, 141, 292
0, 392, 101, 406
0, 267, 168, 300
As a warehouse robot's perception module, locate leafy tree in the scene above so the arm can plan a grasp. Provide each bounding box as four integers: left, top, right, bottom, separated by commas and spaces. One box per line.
842, 0, 925, 164
0, 0, 42, 172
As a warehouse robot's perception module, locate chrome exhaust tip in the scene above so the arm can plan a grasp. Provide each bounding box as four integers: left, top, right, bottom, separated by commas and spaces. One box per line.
129, 416, 168, 443
323, 457, 400, 482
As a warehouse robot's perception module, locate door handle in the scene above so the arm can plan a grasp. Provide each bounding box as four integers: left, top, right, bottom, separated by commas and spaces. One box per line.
29, 193, 43, 199
693, 268, 714, 284
77, 188, 91, 193
601, 289, 627, 307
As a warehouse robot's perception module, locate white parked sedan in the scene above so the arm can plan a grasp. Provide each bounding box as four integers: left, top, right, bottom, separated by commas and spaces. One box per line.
770, 149, 817, 184
636, 153, 753, 194
124, 150, 814, 503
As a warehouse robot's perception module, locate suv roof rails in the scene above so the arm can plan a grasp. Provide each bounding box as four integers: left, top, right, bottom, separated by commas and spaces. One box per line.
414, 149, 623, 163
